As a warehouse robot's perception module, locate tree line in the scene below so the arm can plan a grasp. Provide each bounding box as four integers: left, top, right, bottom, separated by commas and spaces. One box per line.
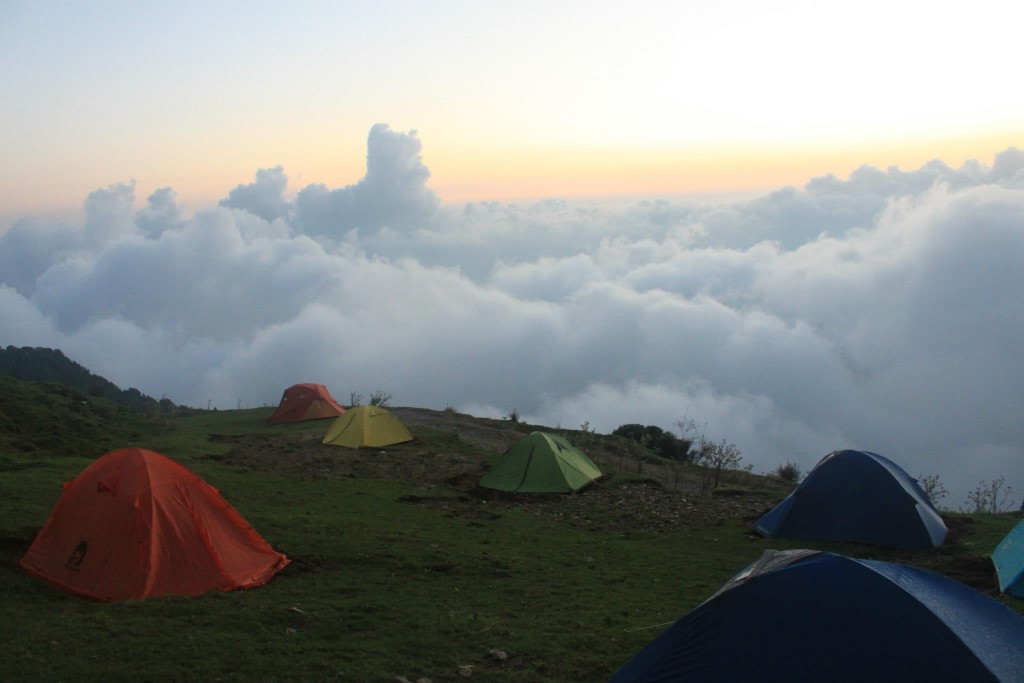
0, 346, 191, 415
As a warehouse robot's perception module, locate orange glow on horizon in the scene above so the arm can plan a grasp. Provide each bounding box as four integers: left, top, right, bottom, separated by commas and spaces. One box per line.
3, 130, 1020, 229
427, 131, 1024, 203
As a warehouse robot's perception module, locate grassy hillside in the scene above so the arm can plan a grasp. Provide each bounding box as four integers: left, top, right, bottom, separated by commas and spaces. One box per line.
0, 345, 195, 414
0, 378, 1020, 682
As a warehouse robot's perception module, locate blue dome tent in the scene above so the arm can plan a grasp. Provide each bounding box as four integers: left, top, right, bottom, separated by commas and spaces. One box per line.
753, 449, 947, 549
993, 517, 1024, 597
610, 550, 1024, 683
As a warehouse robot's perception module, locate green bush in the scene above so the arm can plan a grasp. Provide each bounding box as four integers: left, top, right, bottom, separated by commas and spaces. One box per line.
773, 461, 803, 483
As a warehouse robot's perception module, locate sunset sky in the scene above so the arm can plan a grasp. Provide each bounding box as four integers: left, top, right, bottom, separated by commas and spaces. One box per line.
3, 0, 1021, 222
2, 1, 1023, 505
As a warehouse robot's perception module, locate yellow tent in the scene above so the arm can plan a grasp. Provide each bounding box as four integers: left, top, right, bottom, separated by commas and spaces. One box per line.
322, 405, 413, 448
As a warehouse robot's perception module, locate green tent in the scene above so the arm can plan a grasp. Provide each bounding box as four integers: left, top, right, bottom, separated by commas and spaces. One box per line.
479, 431, 602, 493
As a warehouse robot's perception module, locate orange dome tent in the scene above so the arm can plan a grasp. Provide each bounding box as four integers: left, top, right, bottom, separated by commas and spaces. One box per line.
267, 383, 346, 423
19, 448, 289, 601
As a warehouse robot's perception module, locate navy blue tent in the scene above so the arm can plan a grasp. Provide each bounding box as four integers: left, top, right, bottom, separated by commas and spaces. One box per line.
753, 449, 947, 549
611, 550, 1024, 683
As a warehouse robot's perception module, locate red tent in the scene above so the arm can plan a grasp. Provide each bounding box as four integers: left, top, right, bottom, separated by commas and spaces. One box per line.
19, 448, 289, 601
267, 383, 346, 423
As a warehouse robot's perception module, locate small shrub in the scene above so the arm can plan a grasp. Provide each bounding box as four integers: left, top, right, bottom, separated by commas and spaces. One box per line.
961, 476, 1015, 513
613, 423, 662, 445
575, 421, 596, 452
917, 473, 948, 508
774, 461, 803, 484
693, 439, 744, 491
369, 390, 393, 407
613, 423, 690, 461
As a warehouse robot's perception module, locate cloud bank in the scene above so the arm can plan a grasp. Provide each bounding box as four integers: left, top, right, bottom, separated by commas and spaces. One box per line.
3, 125, 1023, 507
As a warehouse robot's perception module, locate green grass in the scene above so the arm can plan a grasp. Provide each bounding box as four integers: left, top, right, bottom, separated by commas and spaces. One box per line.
1, 379, 1021, 681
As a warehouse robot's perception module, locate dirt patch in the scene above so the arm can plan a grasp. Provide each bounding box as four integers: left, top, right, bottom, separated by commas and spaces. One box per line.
206, 431, 488, 487
506, 482, 772, 532
398, 481, 775, 533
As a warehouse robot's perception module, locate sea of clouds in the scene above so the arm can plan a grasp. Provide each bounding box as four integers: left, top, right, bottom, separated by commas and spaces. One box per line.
2, 124, 1022, 507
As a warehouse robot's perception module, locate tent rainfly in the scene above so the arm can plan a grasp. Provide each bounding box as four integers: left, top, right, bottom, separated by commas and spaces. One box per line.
321, 405, 413, 448
993, 517, 1024, 598
478, 431, 602, 493
611, 550, 1024, 683
19, 448, 289, 601
267, 383, 346, 423
752, 449, 947, 550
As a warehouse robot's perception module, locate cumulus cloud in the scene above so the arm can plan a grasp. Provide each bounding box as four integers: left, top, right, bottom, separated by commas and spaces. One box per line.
83, 181, 138, 246
293, 124, 439, 237
220, 166, 291, 223
1, 128, 1022, 506
0, 218, 80, 296
136, 187, 185, 237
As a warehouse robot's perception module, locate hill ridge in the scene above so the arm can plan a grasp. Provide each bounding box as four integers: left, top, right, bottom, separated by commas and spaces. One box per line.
0, 345, 188, 414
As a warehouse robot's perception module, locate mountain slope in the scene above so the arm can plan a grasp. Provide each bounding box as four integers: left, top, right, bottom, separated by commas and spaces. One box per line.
0, 345, 189, 413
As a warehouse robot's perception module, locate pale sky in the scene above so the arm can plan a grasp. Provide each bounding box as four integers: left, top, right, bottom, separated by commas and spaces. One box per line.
3, 2, 1024, 506
2, 0, 1022, 225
